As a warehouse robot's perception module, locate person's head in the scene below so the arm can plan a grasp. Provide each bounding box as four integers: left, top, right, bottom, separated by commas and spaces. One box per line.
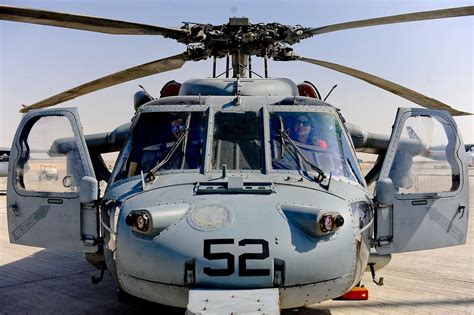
170, 116, 185, 139
292, 114, 313, 141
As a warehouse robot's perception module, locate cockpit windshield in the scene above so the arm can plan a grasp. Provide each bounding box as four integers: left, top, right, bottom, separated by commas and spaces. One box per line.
116, 109, 363, 186
120, 111, 206, 178
270, 112, 363, 184
211, 111, 263, 171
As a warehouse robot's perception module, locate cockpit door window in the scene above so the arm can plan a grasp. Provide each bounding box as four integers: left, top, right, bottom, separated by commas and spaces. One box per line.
7, 108, 98, 251
375, 108, 469, 254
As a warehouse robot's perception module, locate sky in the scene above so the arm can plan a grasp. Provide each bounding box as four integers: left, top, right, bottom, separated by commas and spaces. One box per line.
0, 0, 473, 150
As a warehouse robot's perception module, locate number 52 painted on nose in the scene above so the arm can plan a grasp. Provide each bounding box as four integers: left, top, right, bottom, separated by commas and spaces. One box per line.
203, 239, 270, 277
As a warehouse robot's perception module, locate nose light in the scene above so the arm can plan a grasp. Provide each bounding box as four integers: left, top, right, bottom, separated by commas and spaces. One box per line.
320, 215, 334, 233
136, 214, 149, 231
318, 214, 344, 234
126, 211, 151, 233
279, 204, 344, 236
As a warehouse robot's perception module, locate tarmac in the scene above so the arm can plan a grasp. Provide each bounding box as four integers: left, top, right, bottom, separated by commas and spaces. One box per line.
0, 175, 473, 314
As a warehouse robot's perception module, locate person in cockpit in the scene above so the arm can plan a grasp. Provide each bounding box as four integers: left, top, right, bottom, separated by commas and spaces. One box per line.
140, 113, 202, 173
271, 112, 331, 173
290, 113, 328, 149
170, 117, 185, 138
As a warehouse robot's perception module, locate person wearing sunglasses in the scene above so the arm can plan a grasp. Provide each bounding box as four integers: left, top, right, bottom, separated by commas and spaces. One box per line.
137, 113, 203, 174
170, 117, 186, 139
291, 114, 328, 149
164, 115, 201, 169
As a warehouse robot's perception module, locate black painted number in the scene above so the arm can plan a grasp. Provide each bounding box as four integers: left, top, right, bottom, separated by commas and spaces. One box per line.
203, 239, 235, 276
203, 238, 270, 277
238, 239, 270, 276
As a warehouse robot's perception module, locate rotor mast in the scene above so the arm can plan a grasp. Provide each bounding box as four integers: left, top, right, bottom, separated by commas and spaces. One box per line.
228, 17, 250, 78
231, 52, 248, 78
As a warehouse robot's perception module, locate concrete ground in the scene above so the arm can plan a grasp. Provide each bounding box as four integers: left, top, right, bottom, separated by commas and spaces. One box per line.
0, 175, 473, 314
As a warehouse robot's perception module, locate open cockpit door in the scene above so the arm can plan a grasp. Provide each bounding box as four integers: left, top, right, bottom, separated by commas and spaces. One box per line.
374, 108, 469, 254
7, 108, 99, 252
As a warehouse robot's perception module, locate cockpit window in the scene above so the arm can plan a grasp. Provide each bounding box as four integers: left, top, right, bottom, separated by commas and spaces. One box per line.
121, 111, 206, 178
212, 111, 263, 171
270, 112, 363, 184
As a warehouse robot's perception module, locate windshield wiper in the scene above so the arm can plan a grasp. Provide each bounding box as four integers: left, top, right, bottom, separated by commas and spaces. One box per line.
278, 115, 286, 158
145, 126, 190, 183
275, 114, 326, 180
145, 114, 191, 182
280, 130, 327, 182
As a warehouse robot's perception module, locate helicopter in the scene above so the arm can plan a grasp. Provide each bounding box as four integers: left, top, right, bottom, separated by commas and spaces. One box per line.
0, 4, 472, 313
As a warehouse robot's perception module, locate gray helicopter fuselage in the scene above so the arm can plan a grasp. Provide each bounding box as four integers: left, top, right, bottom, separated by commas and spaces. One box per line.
3, 5, 472, 311
100, 78, 373, 308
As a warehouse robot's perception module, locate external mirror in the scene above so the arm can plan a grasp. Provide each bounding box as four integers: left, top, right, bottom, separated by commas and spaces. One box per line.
79, 176, 99, 204
374, 178, 395, 207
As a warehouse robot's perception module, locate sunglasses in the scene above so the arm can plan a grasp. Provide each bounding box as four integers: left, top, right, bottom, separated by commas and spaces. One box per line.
296, 120, 311, 127
171, 125, 186, 133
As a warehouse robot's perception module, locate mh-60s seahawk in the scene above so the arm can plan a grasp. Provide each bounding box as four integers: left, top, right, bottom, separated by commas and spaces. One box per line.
0, 5, 472, 313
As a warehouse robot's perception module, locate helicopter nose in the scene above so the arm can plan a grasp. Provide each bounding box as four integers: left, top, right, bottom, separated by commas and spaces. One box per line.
115, 191, 356, 292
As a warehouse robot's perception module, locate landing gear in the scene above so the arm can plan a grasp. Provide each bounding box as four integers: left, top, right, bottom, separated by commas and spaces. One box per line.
91, 263, 106, 284
368, 263, 384, 286
335, 264, 385, 300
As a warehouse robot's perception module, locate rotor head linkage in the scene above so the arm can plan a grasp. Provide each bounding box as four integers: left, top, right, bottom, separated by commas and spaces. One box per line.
180, 17, 306, 59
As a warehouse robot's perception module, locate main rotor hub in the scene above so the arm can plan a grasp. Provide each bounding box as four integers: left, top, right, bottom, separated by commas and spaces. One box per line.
181, 17, 307, 60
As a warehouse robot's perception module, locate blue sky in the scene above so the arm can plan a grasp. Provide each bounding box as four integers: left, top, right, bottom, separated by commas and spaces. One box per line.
1, 0, 472, 148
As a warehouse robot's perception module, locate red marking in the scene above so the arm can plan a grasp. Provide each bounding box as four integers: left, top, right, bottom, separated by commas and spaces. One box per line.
160, 80, 181, 97
297, 82, 319, 98
336, 287, 369, 300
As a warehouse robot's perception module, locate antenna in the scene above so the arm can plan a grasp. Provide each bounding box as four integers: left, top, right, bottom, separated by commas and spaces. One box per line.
323, 84, 338, 101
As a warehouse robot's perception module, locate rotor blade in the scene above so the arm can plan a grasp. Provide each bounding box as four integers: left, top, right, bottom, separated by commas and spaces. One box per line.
298, 57, 471, 116
303, 6, 474, 37
0, 5, 188, 40
20, 53, 187, 113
